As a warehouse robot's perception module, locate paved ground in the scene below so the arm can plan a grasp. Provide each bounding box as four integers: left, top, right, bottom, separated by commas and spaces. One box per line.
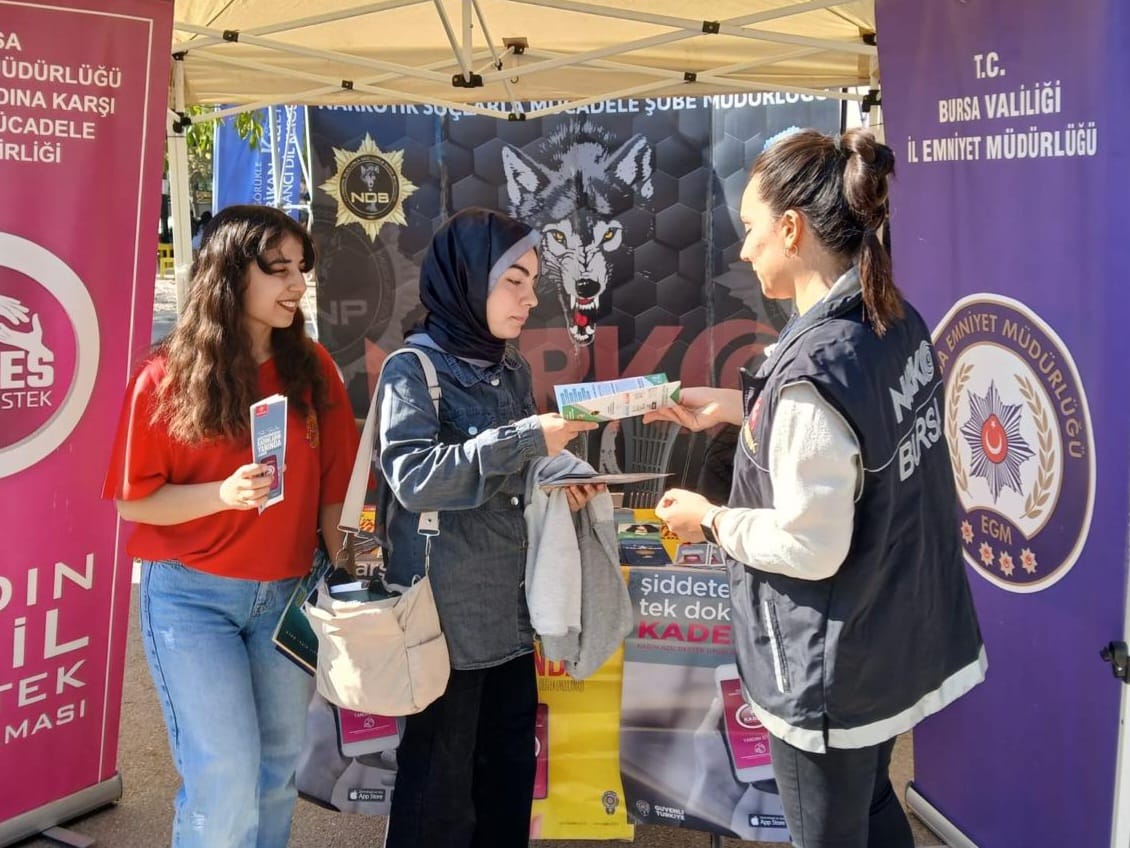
149, 273, 180, 343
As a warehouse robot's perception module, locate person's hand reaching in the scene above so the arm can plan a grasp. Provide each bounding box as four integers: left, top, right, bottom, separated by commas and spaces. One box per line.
642, 387, 733, 431
537, 413, 598, 456
655, 488, 713, 541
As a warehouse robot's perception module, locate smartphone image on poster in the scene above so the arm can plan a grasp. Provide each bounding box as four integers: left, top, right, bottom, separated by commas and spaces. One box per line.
715, 663, 774, 784
260, 454, 281, 499
533, 703, 548, 799
335, 707, 400, 758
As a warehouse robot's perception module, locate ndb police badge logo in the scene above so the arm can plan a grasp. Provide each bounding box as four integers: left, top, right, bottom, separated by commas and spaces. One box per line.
933, 294, 1094, 592
320, 133, 417, 241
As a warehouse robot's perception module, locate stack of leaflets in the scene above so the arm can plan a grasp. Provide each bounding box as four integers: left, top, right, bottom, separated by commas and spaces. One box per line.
617, 518, 672, 566
250, 394, 287, 512
538, 471, 671, 490
675, 542, 726, 567
554, 373, 680, 422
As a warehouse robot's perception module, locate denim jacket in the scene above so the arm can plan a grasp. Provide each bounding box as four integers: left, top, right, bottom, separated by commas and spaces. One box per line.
377, 342, 547, 669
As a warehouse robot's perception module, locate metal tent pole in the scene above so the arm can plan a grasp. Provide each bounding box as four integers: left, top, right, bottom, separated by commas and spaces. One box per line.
267, 104, 281, 206
167, 55, 193, 315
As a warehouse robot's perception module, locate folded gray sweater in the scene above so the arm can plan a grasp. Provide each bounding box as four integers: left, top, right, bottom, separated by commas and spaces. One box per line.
525, 454, 634, 680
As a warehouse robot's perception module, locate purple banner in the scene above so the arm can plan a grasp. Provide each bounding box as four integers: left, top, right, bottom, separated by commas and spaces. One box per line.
0, 0, 170, 837
878, 0, 1129, 845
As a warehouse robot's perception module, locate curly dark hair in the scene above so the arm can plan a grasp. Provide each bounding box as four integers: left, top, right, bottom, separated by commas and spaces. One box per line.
152, 205, 327, 443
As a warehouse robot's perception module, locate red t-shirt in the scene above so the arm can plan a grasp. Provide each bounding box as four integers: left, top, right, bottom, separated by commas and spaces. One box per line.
102, 343, 359, 581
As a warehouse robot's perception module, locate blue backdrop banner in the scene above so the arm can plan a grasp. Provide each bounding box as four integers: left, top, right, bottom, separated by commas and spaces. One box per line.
213, 105, 307, 216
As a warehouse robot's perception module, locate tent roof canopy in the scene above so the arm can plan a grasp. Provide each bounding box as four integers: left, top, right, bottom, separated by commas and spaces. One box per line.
172, 0, 876, 121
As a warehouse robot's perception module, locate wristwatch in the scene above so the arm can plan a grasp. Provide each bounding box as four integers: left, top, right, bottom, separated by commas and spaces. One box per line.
700, 506, 727, 545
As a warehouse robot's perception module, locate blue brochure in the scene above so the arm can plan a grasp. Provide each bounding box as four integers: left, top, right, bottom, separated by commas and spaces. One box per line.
250, 393, 287, 511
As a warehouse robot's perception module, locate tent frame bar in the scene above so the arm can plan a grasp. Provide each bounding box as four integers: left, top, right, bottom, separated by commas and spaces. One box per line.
184, 43, 862, 126
167, 57, 193, 314
431, 0, 475, 83
185, 49, 530, 121
476, 2, 863, 85
495, 0, 875, 78
178, 0, 430, 53
522, 46, 867, 102
176, 22, 457, 84
197, 48, 501, 125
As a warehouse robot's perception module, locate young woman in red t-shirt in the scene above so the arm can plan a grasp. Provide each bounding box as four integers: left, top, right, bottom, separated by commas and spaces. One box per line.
103, 205, 358, 848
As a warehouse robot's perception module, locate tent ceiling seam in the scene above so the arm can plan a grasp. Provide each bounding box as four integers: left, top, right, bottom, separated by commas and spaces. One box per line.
504, 0, 876, 55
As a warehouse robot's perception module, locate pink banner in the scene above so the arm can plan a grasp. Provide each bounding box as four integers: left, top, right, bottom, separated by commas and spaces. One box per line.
0, 0, 171, 836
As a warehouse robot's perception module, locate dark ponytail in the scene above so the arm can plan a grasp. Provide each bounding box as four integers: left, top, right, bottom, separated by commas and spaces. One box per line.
752, 128, 902, 335
842, 129, 900, 335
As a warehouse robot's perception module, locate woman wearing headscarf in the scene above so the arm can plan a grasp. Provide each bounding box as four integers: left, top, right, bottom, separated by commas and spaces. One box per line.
378, 208, 599, 848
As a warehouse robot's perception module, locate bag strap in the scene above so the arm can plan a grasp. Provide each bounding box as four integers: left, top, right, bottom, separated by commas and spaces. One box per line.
339, 346, 441, 541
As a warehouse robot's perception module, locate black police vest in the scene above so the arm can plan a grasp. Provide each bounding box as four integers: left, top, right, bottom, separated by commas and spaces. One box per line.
726, 287, 985, 752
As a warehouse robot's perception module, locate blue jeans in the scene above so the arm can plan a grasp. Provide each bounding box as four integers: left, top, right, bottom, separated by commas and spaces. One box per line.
140, 560, 314, 848
769, 734, 914, 848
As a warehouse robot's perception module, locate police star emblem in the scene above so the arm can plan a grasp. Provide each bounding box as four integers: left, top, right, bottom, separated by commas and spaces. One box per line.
934, 294, 1094, 592
959, 379, 1034, 502
320, 133, 417, 241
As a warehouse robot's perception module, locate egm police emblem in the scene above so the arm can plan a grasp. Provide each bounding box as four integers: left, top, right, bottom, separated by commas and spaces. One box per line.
933, 294, 1094, 592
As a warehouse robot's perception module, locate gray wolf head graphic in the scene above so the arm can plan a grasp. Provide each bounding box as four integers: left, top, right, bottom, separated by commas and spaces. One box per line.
359, 162, 380, 190
501, 120, 654, 345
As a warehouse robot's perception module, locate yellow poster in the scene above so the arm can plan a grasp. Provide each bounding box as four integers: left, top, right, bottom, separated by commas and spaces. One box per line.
532, 640, 634, 840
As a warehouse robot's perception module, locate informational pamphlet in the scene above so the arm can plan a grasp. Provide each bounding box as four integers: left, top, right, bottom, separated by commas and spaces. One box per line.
538, 471, 671, 490
272, 549, 334, 674
555, 373, 680, 422
675, 542, 725, 567
250, 393, 287, 511
617, 519, 672, 566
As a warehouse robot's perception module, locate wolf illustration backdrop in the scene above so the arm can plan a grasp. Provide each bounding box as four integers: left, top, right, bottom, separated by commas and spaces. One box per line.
310, 96, 839, 486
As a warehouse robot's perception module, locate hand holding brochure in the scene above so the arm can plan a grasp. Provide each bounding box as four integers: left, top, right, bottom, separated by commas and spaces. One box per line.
554, 373, 680, 422
250, 394, 287, 511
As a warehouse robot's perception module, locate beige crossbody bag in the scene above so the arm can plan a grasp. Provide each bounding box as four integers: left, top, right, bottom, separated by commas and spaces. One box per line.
304, 347, 450, 716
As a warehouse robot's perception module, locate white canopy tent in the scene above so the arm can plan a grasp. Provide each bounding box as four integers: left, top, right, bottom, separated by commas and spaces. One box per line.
166, 0, 878, 305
